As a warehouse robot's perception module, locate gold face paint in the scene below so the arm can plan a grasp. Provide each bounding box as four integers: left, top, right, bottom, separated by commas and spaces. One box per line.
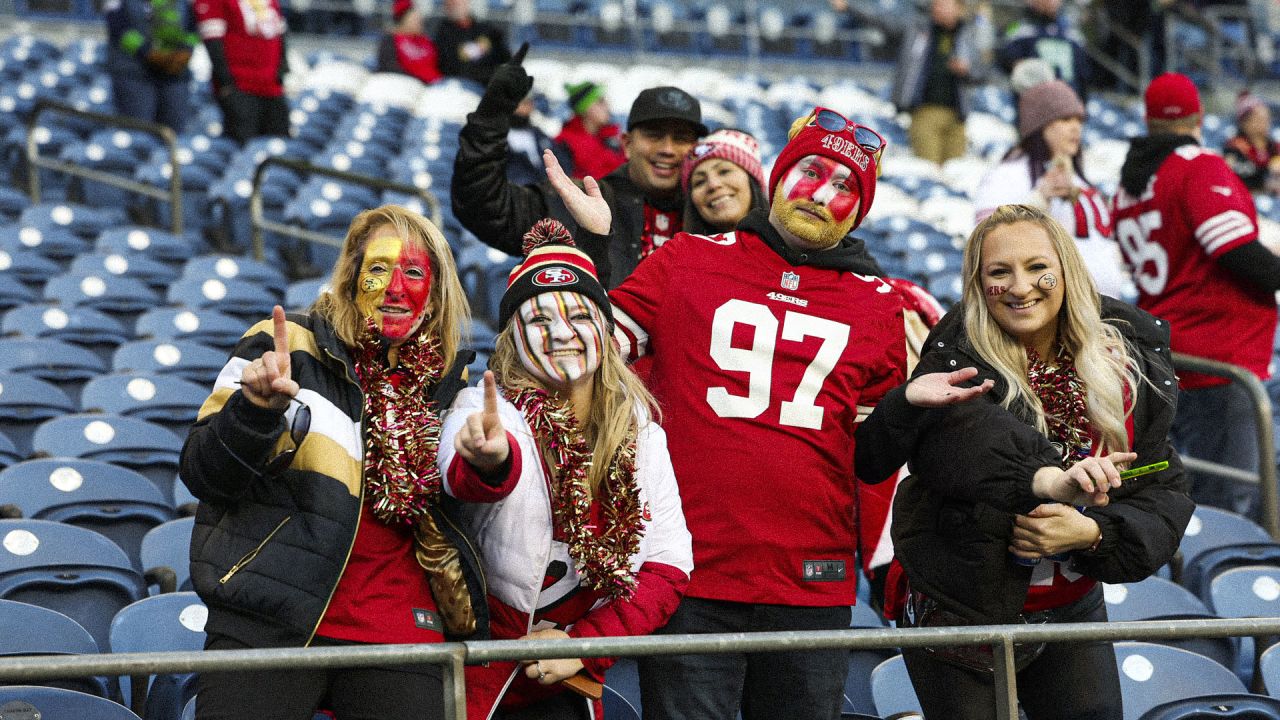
355, 235, 433, 344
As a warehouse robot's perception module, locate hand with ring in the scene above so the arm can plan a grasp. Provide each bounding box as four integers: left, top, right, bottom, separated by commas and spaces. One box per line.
519, 628, 585, 684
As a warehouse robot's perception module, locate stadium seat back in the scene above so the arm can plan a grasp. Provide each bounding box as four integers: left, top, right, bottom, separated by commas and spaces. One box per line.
0, 598, 110, 698
1116, 642, 1246, 720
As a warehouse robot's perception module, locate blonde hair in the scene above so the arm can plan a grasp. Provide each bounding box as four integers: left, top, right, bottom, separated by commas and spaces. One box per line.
489, 306, 658, 495
312, 204, 470, 364
961, 204, 1137, 454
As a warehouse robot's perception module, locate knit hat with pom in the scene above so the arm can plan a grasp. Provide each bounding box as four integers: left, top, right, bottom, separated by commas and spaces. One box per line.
498, 218, 613, 329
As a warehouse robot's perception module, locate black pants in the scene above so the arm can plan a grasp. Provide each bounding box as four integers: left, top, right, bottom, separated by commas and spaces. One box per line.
195, 634, 445, 720
901, 586, 1122, 720
637, 597, 850, 720
218, 89, 290, 143
494, 692, 589, 720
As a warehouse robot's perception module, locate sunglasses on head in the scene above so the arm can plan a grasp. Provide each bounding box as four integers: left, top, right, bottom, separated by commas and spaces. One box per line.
262, 400, 311, 477
811, 108, 887, 164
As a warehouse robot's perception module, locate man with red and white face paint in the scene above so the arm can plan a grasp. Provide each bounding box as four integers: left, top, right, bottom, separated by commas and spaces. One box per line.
354, 232, 435, 351
512, 291, 607, 389
547, 108, 951, 720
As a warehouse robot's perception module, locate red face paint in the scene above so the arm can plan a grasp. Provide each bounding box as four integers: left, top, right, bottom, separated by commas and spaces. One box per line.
355, 236, 433, 344
986, 285, 1008, 297
779, 155, 860, 223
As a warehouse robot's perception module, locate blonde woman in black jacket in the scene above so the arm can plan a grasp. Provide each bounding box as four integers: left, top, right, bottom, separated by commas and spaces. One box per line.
856, 204, 1193, 720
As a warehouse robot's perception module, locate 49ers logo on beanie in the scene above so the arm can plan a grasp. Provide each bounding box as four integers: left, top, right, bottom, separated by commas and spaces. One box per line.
767, 109, 882, 232
498, 219, 613, 330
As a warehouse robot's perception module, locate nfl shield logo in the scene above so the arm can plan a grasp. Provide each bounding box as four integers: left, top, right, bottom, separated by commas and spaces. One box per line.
781, 271, 800, 291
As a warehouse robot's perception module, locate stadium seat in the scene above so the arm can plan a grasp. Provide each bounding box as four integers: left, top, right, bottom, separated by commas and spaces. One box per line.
165, 275, 280, 323
0, 598, 111, 697
0, 272, 35, 310
1116, 642, 1247, 720
0, 686, 142, 718
0, 336, 107, 405
30, 414, 184, 504
42, 272, 161, 322
0, 246, 61, 290
601, 684, 640, 720
109, 592, 206, 716
0, 433, 19, 469
112, 339, 227, 386
0, 223, 91, 263
0, 519, 147, 652
95, 226, 195, 265
80, 373, 207, 436
1186, 544, 1280, 604
181, 255, 288, 295
1178, 507, 1274, 583
1104, 577, 1238, 671
0, 371, 74, 459
869, 655, 921, 718
2, 303, 133, 364
1137, 693, 1280, 719
134, 307, 247, 352
140, 517, 194, 594
603, 658, 642, 717
70, 252, 181, 293
0, 458, 174, 571
20, 202, 125, 240
845, 602, 894, 716
285, 278, 330, 311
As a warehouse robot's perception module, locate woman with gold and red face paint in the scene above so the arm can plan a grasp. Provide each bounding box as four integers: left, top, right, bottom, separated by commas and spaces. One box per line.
436, 219, 692, 720
181, 205, 484, 720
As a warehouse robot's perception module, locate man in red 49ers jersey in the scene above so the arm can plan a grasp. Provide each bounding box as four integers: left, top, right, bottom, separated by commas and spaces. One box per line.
1113, 72, 1280, 515
195, 0, 289, 143
547, 108, 988, 719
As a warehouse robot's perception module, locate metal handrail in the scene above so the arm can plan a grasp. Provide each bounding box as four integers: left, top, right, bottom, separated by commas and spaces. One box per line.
248, 155, 442, 262
26, 99, 184, 235
3, 619, 1280, 720
1172, 352, 1278, 539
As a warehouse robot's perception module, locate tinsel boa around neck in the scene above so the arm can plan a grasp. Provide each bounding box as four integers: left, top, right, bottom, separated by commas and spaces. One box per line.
353, 319, 446, 524
502, 384, 643, 600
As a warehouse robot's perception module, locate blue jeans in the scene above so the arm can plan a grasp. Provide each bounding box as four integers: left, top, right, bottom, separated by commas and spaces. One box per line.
110, 70, 190, 133
637, 597, 850, 720
1172, 381, 1261, 517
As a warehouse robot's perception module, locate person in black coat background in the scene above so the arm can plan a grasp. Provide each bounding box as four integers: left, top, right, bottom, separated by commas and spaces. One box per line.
857, 203, 1193, 720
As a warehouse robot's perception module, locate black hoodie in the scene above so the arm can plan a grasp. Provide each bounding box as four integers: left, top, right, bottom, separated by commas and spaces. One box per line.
736, 207, 886, 276
1120, 134, 1280, 292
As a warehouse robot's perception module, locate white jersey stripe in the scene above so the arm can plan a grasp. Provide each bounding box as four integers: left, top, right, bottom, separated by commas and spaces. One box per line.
1196, 210, 1254, 250
612, 306, 649, 360
1202, 223, 1255, 255
855, 404, 875, 423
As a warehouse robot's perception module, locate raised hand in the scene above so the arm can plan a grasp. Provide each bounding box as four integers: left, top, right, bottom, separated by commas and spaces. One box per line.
903, 367, 994, 407
476, 41, 533, 117
455, 371, 510, 472
1032, 451, 1138, 507
240, 305, 299, 411
1008, 503, 1102, 560
544, 148, 611, 235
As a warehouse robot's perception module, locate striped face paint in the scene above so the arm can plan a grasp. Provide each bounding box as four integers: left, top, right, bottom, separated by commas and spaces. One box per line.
513, 291, 606, 390
771, 154, 860, 250
354, 235, 433, 345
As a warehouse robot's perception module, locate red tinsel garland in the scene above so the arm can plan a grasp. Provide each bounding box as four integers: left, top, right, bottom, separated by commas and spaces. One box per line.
354, 318, 447, 524
1026, 346, 1092, 468
503, 384, 642, 600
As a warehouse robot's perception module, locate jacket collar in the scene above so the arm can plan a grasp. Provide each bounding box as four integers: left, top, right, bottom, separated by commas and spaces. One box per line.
736, 207, 886, 274
606, 163, 683, 213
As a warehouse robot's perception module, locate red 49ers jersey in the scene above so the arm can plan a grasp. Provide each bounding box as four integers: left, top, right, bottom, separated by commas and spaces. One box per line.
610, 230, 907, 606
1112, 145, 1274, 389
195, 0, 286, 97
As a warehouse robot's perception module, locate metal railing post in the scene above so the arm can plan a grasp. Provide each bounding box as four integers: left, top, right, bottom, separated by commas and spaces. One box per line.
248, 155, 442, 262
991, 637, 1018, 720
442, 644, 468, 720
1172, 352, 1278, 538
25, 99, 183, 235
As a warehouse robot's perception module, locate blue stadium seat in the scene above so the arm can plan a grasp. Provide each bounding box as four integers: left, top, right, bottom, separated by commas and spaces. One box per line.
0, 686, 141, 719
0, 371, 75, 459
0, 185, 30, 222
1116, 642, 1247, 720
1137, 693, 1280, 719
1178, 507, 1273, 583
165, 276, 280, 323
1103, 578, 1237, 673
1186, 544, 1280, 604
109, 592, 206, 716
140, 517, 194, 594
0, 222, 91, 263
42, 272, 161, 322
0, 433, 19, 469
181, 255, 288, 295
0, 272, 35, 310
70, 252, 181, 293
603, 658, 642, 719
0, 246, 60, 290
845, 602, 894, 716
0, 599, 110, 698
30, 414, 184, 504
134, 308, 247, 352
0, 519, 147, 653
285, 278, 330, 311
95, 226, 194, 265
0, 337, 107, 405
20, 202, 124, 240
0, 458, 173, 572
80, 373, 207, 436
2, 303, 133, 364
869, 654, 921, 718
112, 339, 227, 386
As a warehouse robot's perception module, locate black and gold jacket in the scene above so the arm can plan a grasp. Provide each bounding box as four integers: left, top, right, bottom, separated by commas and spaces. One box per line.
181, 310, 486, 648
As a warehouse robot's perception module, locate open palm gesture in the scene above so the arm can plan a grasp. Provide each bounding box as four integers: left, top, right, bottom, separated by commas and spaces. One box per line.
544, 148, 611, 236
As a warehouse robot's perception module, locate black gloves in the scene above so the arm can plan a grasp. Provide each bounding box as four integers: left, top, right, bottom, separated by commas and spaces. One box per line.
475, 42, 532, 118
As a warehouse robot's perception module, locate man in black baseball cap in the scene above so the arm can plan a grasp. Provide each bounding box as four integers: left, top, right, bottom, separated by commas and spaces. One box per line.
451, 45, 707, 288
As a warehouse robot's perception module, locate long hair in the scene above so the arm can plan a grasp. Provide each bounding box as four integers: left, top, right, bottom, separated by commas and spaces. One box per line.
488, 307, 658, 495
960, 204, 1137, 453
681, 176, 767, 235
312, 204, 470, 364
1003, 128, 1090, 188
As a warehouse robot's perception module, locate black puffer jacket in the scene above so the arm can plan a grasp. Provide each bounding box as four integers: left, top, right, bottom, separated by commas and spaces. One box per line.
856, 297, 1194, 624
182, 311, 486, 647
451, 109, 679, 288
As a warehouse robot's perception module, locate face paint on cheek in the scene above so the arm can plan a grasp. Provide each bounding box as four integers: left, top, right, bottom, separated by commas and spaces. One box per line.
986, 285, 1008, 297
513, 293, 604, 388
1037, 273, 1058, 290
355, 236, 433, 343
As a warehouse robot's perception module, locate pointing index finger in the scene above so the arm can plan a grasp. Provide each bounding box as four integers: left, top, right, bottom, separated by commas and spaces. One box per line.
483, 370, 499, 416
272, 305, 289, 357
511, 42, 529, 65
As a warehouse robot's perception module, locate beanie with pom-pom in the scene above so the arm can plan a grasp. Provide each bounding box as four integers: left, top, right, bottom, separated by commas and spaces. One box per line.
497, 218, 614, 329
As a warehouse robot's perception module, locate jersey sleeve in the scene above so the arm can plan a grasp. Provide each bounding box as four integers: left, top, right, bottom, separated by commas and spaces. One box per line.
856, 301, 909, 425
608, 234, 684, 361
1186, 155, 1259, 259
194, 0, 228, 39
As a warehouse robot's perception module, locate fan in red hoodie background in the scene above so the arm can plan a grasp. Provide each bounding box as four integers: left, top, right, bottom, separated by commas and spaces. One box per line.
555, 81, 627, 181
375, 0, 442, 85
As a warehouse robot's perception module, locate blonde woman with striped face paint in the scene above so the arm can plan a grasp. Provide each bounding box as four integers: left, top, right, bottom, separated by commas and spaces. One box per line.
181, 205, 486, 720
438, 219, 692, 720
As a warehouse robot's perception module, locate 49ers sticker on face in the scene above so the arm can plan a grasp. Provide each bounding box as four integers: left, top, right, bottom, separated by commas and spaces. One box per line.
514, 291, 606, 389
355, 234, 433, 345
